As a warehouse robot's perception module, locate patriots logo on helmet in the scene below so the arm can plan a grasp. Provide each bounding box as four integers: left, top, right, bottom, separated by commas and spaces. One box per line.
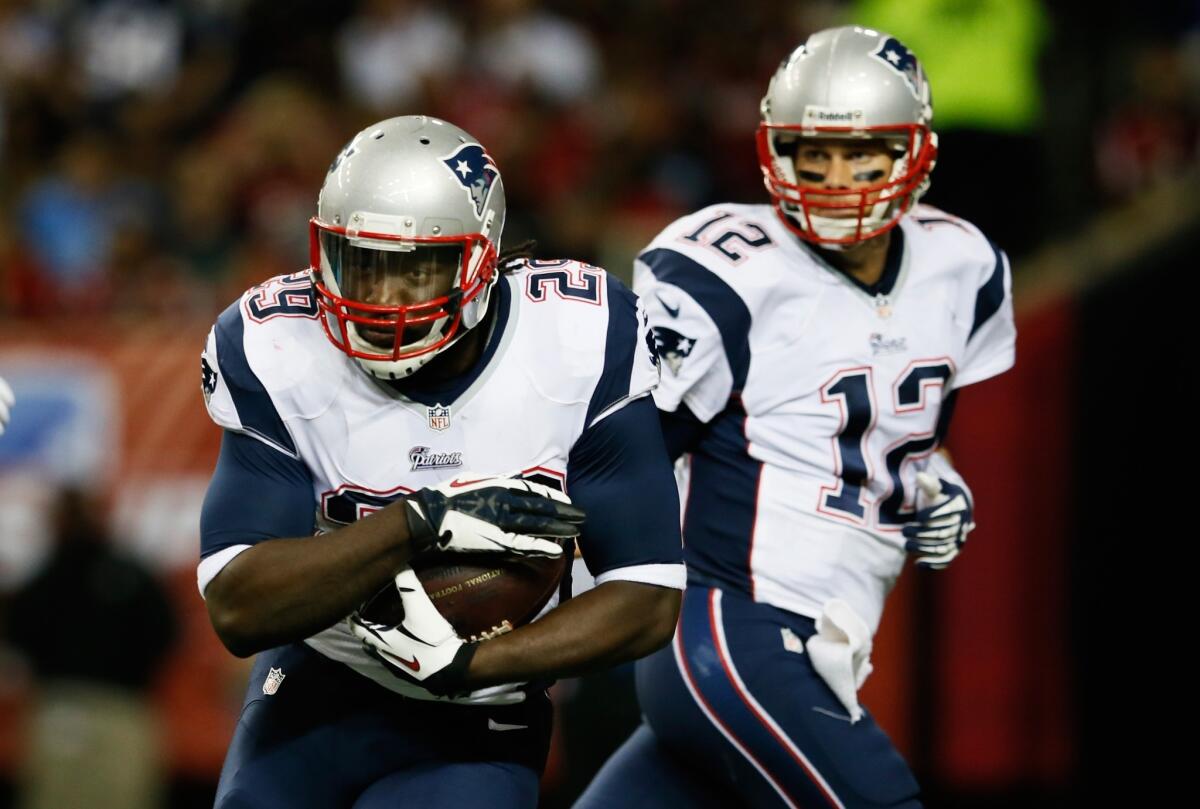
651, 326, 696, 375
327, 139, 357, 176
442, 144, 499, 219
871, 37, 924, 99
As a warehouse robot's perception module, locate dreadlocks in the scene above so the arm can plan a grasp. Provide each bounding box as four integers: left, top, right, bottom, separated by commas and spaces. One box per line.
498, 239, 537, 272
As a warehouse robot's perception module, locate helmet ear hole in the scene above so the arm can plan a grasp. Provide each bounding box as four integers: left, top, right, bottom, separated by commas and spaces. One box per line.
774, 136, 800, 159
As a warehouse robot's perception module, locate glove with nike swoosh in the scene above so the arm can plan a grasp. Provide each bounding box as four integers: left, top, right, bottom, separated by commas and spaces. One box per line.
350, 568, 477, 697
902, 453, 975, 570
403, 472, 584, 557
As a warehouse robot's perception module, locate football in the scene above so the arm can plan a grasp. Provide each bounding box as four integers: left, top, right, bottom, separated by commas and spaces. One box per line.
360, 550, 570, 642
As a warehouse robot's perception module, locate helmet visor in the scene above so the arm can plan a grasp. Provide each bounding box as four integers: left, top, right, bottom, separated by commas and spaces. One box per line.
319, 229, 464, 349
324, 233, 460, 306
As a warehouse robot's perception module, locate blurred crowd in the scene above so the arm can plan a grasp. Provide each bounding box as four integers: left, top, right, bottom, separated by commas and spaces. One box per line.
1, 2, 1198, 806
0, 0, 818, 321
1, 0, 1192, 323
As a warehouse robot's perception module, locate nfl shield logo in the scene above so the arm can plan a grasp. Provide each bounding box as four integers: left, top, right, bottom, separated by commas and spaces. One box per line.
262, 667, 286, 695
427, 405, 451, 432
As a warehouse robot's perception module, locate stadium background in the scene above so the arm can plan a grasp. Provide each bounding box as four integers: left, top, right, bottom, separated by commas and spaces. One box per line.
0, 0, 1194, 806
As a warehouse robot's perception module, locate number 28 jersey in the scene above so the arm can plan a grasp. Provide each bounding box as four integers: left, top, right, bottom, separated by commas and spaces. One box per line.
635, 203, 1016, 635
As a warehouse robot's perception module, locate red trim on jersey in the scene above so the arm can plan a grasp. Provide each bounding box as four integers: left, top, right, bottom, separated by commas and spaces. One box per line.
874, 433, 938, 532
877, 356, 955, 530
816, 366, 877, 527
242, 271, 320, 324
522, 264, 605, 307
892, 357, 956, 414
520, 465, 566, 482
519, 465, 568, 494
319, 481, 417, 523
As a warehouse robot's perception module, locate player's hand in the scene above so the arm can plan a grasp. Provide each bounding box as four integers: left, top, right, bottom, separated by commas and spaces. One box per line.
902, 468, 974, 570
0, 376, 13, 436
349, 568, 477, 697
403, 472, 584, 557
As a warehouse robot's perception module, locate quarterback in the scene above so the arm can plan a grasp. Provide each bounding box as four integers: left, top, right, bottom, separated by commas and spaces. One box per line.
198, 116, 683, 808
578, 26, 1016, 809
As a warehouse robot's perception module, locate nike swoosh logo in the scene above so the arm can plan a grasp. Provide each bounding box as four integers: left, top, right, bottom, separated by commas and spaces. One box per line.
487, 719, 528, 731
393, 655, 420, 672
449, 476, 493, 488
656, 295, 680, 318
811, 706, 852, 723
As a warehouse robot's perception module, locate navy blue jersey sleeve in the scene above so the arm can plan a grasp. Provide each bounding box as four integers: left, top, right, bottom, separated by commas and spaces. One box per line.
639, 247, 752, 393
567, 395, 683, 580
200, 430, 316, 559
585, 274, 660, 428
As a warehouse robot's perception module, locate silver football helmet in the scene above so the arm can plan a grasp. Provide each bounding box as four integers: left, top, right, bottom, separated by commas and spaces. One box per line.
757, 26, 937, 246
310, 116, 506, 379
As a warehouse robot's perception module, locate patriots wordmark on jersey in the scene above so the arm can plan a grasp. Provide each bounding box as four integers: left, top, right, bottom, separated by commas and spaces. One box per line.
198, 260, 681, 703
635, 202, 1015, 634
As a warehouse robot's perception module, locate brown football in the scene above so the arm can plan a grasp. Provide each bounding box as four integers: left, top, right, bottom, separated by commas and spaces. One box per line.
360, 550, 570, 642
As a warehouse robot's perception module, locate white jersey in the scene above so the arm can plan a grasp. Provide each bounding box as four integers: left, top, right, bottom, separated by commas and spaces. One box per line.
198, 261, 678, 700
635, 203, 1015, 634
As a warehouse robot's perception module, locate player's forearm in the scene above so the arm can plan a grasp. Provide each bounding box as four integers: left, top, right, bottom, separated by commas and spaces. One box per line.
462, 580, 681, 687
206, 504, 415, 656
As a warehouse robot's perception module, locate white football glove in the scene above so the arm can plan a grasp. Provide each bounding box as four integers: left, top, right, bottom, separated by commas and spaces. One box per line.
403, 472, 582, 558
350, 568, 476, 697
902, 456, 975, 571
0, 376, 13, 436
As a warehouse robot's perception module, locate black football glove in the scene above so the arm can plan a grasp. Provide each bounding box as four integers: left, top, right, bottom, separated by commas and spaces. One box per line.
403, 472, 584, 556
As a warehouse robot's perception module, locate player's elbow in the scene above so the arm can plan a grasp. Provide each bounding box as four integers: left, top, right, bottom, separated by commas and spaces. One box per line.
205, 571, 271, 658
206, 597, 261, 658
635, 585, 682, 654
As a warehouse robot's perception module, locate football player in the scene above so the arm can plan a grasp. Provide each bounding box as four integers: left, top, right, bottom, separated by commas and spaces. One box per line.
576, 26, 1015, 809
198, 116, 683, 808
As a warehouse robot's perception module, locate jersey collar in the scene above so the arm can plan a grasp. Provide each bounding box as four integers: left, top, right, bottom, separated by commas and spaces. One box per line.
387, 276, 514, 408
820, 225, 905, 298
